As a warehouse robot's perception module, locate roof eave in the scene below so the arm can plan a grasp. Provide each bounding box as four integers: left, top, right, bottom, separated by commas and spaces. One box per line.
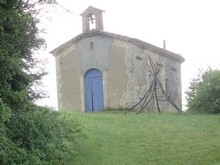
50, 30, 185, 63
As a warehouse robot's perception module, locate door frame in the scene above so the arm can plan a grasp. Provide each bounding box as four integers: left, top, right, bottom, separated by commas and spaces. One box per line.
84, 68, 104, 112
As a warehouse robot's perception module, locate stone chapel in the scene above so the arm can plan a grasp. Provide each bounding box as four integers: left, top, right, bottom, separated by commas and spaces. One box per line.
51, 6, 185, 112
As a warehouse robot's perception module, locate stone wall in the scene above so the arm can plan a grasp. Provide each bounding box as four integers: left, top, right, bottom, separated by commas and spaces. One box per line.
107, 40, 127, 108
55, 36, 183, 112
75, 36, 112, 111
109, 41, 183, 112
55, 45, 81, 111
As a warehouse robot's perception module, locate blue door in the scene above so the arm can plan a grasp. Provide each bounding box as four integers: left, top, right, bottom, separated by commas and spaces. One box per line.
85, 69, 104, 112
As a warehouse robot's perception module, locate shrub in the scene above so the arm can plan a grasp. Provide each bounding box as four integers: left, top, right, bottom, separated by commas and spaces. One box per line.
186, 68, 220, 114
0, 98, 11, 124
1, 108, 85, 164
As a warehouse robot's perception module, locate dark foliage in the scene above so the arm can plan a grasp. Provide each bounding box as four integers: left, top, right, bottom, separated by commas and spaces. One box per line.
0, 1, 85, 164
0, 0, 47, 111
1, 108, 85, 164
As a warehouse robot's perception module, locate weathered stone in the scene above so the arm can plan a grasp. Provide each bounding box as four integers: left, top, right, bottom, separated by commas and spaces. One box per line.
50, 6, 185, 112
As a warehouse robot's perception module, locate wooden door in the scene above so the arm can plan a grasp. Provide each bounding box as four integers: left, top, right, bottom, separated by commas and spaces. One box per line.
85, 69, 104, 112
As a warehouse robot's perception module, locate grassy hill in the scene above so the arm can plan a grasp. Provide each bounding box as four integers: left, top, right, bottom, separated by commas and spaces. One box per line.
73, 111, 220, 165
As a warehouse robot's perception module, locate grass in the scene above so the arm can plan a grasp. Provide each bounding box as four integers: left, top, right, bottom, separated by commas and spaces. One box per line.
72, 111, 220, 165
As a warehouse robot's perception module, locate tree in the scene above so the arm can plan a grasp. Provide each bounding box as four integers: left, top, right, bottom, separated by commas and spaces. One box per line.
0, 1, 86, 164
186, 68, 220, 114
0, 0, 56, 111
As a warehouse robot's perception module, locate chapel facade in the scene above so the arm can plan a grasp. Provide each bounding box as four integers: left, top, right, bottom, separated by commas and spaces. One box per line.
51, 6, 185, 112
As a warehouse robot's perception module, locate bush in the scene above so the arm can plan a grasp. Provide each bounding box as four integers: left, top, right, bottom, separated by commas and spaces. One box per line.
1, 108, 85, 164
0, 98, 11, 124
186, 68, 220, 114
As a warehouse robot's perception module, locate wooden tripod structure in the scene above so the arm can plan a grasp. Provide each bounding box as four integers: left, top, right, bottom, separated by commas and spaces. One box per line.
125, 55, 182, 114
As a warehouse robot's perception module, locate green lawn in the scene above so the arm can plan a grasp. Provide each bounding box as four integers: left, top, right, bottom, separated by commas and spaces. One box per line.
73, 111, 220, 165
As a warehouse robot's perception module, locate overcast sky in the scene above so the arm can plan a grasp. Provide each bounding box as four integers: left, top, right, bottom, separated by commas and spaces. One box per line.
38, 0, 220, 109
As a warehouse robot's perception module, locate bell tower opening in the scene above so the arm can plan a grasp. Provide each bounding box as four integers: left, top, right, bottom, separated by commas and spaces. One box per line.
88, 14, 96, 30
80, 6, 105, 33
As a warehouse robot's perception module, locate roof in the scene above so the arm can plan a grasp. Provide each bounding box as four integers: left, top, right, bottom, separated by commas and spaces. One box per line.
80, 6, 105, 16
50, 30, 185, 63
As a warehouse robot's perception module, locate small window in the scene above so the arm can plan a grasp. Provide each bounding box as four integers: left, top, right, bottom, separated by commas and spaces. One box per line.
89, 41, 94, 51
171, 66, 177, 72
165, 78, 168, 92
149, 73, 152, 82
156, 63, 163, 67
136, 56, 143, 60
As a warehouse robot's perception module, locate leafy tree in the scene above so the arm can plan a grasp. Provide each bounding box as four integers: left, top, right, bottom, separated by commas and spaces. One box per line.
186, 68, 220, 114
0, 1, 86, 164
0, 0, 51, 111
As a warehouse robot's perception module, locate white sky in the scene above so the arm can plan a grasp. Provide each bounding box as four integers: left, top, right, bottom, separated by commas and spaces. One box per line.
38, 0, 220, 110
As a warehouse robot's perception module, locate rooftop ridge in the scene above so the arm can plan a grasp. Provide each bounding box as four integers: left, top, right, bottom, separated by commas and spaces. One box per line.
50, 30, 185, 63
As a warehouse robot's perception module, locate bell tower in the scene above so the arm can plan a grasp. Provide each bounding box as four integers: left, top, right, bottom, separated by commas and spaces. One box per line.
80, 6, 105, 33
